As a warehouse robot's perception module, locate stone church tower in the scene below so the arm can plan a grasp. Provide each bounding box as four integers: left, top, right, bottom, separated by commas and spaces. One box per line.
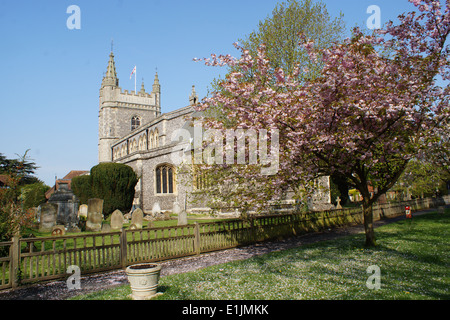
98, 50, 161, 163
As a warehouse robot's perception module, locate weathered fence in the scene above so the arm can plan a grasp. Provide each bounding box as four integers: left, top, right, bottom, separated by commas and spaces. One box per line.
0, 195, 448, 291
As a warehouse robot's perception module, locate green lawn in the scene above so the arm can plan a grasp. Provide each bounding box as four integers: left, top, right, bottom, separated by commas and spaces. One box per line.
70, 210, 449, 300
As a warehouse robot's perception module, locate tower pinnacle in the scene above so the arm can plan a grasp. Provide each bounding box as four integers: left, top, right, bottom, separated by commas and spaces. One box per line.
189, 85, 198, 105
152, 72, 161, 112
140, 78, 146, 93
102, 51, 119, 87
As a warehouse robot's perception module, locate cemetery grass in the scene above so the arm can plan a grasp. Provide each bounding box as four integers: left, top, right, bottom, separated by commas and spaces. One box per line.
71, 210, 450, 300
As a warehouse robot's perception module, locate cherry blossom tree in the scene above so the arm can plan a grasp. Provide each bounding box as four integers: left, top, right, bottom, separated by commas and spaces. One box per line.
194, 0, 449, 247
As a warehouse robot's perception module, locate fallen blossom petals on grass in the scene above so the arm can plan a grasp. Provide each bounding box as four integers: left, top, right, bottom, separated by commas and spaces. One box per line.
70, 210, 449, 300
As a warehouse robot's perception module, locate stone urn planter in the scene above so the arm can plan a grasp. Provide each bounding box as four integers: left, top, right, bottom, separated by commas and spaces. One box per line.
126, 263, 162, 300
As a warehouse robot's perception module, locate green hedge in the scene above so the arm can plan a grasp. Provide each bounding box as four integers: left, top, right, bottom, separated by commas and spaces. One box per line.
71, 175, 92, 205
72, 163, 138, 218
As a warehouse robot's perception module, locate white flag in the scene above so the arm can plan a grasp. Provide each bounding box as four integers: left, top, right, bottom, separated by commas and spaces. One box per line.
130, 66, 136, 79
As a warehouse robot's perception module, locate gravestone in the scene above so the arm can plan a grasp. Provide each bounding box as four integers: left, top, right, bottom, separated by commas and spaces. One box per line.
131, 208, 144, 229
144, 214, 154, 222
129, 224, 138, 230
172, 201, 181, 215
151, 202, 161, 217
39, 203, 58, 232
86, 198, 104, 232
162, 212, 171, 221
111, 209, 124, 230
335, 197, 342, 210
175, 202, 187, 226
51, 225, 66, 236
78, 204, 88, 218
123, 212, 132, 221
48, 182, 79, 230
101, 224, 111, 233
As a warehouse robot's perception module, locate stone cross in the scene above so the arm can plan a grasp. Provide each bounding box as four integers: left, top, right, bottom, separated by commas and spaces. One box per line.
336, 196, 342, 209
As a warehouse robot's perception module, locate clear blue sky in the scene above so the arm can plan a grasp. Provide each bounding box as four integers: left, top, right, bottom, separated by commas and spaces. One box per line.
0, 0, 421, 186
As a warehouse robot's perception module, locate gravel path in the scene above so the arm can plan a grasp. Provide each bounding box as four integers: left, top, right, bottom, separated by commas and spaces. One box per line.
0, 210, 434, 300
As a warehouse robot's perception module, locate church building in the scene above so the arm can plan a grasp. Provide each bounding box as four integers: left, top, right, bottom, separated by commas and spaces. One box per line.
98, 50, 203, 214
98, 50, 331, 215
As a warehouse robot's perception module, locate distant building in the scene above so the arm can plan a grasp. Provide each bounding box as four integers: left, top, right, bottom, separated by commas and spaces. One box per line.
45, 170, 89, 200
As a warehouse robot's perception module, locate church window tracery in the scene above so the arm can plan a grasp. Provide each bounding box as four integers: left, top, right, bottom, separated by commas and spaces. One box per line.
155, 164, 175, 194
131, 116, 141, 131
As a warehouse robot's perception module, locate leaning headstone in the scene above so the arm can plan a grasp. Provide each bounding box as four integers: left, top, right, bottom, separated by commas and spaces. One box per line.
39, 203, 58, 232
78, 204, 88, 218
86, 198, 104, 232
111, 209, 124, 230
151, 202, 161, 217
131, 208, 144, 229
101, 224, 111, 233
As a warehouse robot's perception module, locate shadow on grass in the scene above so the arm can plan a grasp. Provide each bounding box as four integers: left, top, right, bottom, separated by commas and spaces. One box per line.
229, 212, 449, 299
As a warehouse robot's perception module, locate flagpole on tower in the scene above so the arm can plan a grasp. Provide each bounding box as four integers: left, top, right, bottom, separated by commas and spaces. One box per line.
130, 65, 137, 93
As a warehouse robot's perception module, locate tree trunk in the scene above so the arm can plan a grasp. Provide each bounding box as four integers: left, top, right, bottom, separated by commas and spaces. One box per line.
362, 201, 376, 247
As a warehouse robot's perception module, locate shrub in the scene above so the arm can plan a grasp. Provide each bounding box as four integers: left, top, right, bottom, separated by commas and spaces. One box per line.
71, 163, 138, 218
71, 175, 92, 205
20, 181, 50, 210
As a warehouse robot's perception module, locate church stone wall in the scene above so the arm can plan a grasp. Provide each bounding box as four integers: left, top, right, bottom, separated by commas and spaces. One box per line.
113, 106, 198, 214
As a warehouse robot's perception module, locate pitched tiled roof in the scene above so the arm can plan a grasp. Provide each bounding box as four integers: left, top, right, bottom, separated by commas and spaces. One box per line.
62, 170, 89, 180
45, 170, 89, 199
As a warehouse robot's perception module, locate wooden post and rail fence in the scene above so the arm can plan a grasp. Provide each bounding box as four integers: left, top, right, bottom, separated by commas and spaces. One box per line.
0, 195, 448, 291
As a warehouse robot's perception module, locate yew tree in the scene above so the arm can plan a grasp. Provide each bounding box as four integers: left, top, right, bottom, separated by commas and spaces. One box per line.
196, 0, 450, 247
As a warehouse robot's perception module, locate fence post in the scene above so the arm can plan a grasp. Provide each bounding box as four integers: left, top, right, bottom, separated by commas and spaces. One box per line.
250, 218, 256, 242
291, 214, 297, 236
10, 236, 20, 289
194, 222, 201, 255
120, 229, 128, 269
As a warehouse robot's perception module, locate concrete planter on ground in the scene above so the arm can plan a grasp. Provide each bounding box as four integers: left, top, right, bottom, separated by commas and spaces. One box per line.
126, 263, 162, 300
